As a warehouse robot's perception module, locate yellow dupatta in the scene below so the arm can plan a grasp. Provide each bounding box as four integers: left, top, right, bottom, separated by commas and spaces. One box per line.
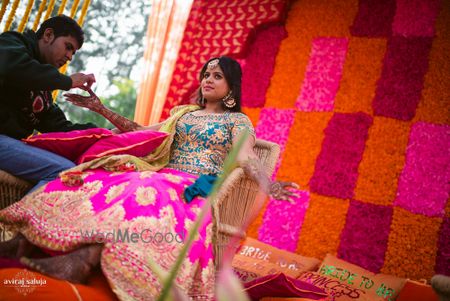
60, 104, 200, 180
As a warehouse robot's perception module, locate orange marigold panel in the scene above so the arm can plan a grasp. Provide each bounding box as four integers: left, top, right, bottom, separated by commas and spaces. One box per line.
354, 117, 411, 206
242, 107, 261, 128
414, 1, 450, 125
382, 207, 441, 280
265, 0, 358, 109
334, 38, 387, 115
296, 193, 349, 260
277, 112, 333, 188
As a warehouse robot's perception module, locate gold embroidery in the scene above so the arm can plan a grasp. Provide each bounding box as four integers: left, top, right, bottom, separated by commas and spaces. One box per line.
139, 171, 156, 179
184, 218, 200, 242
165, 173, 183, 184
38, 181, 102, 223
167, 188, 179, 201
0, 170, 217, 300
189, 205, 202, 219
135, 186, 157, 206
109, 171, 125, 177
204, 223, 213, 249
201, 259, 216, 295
94, 200, 126, 229
105, 183, 128, 204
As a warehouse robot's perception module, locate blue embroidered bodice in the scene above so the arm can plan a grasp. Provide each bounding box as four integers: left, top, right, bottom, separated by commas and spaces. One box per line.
167, 110, 255, 175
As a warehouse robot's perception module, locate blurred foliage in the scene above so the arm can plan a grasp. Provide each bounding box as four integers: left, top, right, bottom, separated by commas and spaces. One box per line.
58, 78, 137, 128
68, 0, 151, 81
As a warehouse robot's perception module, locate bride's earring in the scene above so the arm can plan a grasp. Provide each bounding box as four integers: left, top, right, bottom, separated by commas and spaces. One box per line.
222, 91, 235, 108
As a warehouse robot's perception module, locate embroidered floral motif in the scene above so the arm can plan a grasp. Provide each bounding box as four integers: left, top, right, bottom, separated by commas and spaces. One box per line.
0, 161, 215, 299
32, 95, 44, 113
165, 173, 183, 184
167, 188, 179, 201
139, 171, 156, 179
135, 186, 158, 206
105, 183, 128, 204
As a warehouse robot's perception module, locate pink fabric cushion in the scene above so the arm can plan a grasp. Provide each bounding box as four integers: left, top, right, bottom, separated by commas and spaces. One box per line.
23, 128, 113, 161
244, 273, 328, 301
78, 130, 169, 164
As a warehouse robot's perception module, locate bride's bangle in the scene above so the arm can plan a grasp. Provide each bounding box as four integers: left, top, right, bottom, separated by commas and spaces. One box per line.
269, 181, 283, 199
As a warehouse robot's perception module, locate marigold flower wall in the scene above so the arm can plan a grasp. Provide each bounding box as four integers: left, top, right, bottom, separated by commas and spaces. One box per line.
166, 0, 450, 280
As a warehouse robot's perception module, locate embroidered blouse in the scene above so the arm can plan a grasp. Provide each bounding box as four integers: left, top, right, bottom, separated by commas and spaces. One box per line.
167, 110, 255, 175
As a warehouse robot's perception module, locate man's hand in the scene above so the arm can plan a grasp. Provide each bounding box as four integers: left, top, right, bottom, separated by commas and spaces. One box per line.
70, 73, 96, 90
64, 88, 103, 111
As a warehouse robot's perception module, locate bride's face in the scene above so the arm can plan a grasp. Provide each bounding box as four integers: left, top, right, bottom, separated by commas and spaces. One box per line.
200, 65, 230, 102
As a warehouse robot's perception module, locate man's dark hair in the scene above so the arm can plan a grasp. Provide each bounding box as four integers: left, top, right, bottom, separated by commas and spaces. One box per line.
36, 15, 84, 48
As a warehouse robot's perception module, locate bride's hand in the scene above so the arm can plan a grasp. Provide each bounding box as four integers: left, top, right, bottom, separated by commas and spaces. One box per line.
269, 181, 300, 203
63, 88, 103, 111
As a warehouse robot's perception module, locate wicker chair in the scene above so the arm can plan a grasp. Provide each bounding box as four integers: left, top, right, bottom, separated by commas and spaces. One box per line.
0, 170, 33, 210
211, 139, 280, 269
0, 139, 280, 269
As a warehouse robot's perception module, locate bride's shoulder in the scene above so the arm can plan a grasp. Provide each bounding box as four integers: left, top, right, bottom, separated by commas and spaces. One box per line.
169, 104, 200, 116
229, 112, 252, 123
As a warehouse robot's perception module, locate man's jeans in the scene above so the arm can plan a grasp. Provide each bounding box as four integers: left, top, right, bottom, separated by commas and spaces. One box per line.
0, 134, 75, 193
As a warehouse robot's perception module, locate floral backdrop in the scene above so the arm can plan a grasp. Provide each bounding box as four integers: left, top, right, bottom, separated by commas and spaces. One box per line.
164, 0, 449, 280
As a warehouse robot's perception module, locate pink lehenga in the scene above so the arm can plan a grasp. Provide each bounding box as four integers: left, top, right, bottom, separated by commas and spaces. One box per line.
0, 105, 255, 301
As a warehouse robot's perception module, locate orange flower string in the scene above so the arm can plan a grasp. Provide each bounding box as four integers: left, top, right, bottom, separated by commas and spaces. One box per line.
3, 0, 19, 31
0, 0, 10, 24
77, 0, 91, 26
69, 0, 80, 18
43, 0, 55, 21
52, 64, 68, 100
17, 0, 35, 32
32, 0, 47, 31
56, 0, 67, 15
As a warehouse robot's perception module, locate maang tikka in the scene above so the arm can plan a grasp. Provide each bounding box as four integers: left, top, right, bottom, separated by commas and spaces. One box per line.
207, 58, 219, 70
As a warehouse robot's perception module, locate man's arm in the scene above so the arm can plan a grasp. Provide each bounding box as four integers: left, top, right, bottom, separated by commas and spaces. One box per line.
0, 32, 71, 91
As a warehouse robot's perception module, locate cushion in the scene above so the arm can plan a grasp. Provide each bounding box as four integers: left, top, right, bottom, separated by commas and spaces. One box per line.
243, 273, 328, 301
77, 130, 169, 164
297, 254, 406, 301
0, 268, 117, 300
233, 255, 300, 283
259, 297, 326, 301
396, 279, 439, 301
23, 128, 112, 162
232, 237, 320, 283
